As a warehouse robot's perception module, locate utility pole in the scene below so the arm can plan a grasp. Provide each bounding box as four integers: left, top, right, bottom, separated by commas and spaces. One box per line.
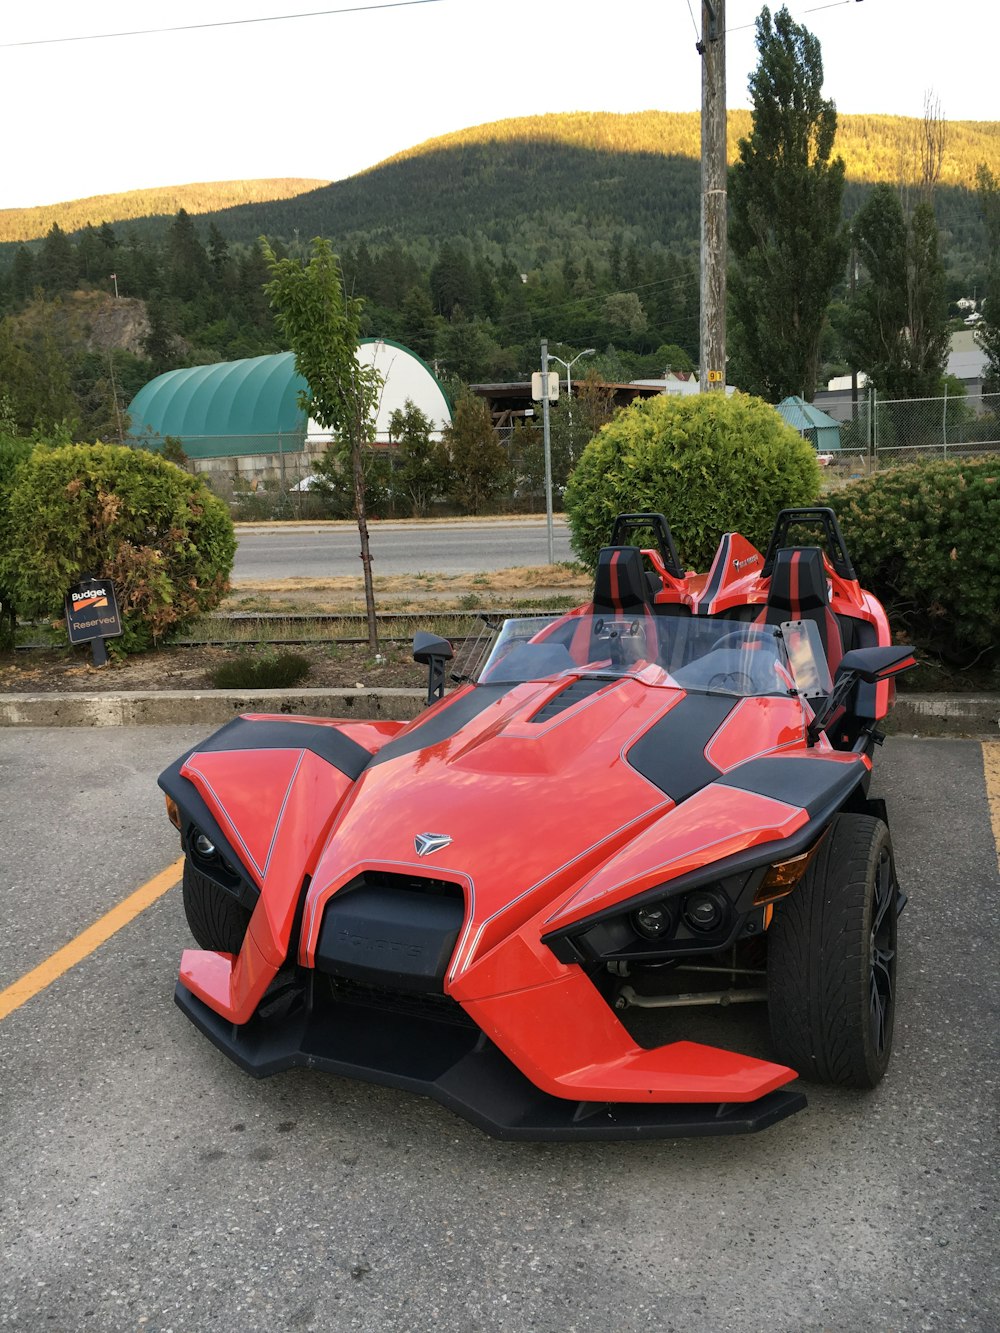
849, 243, 859, 422
540, 339, 554, 565
698, 0, 726, 393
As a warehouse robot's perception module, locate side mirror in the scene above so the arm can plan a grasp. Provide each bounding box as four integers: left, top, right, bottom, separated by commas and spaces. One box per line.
807, 645, 916, 743
835, 646, 917, 685
413, 632, 453, 704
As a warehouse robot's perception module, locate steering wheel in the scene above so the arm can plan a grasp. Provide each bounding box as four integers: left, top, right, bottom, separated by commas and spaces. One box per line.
708, 670, 755, 694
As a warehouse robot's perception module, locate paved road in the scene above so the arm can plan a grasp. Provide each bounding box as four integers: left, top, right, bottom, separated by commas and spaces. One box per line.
232, 518, 573, 581
1, 731, 997, 1332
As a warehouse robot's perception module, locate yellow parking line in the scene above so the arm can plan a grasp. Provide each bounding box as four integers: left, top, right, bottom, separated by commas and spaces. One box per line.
984, 742, 1000, 877
0, 856, 184, 1023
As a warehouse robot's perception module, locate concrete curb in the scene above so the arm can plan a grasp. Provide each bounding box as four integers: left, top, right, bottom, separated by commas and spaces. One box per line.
0, 688, 428, 728
0, 688, 997, 735
882, 693, 1000, 738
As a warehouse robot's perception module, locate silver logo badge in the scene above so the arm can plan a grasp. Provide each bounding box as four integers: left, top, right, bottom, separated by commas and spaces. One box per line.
414, 832, 452, 857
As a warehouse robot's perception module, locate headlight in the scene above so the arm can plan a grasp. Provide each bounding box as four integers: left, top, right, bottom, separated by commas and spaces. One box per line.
546, 874, 746, 965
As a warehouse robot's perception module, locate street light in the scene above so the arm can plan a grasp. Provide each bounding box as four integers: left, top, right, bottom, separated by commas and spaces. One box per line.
548, 348, 596, 404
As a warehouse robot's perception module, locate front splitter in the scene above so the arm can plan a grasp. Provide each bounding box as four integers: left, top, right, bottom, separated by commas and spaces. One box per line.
175, 979, 806, 1141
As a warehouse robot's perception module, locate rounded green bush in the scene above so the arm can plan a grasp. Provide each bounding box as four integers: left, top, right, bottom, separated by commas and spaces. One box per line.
0, 443, 236, 652
835, 458, 1000, 665
564, 392, 821, 572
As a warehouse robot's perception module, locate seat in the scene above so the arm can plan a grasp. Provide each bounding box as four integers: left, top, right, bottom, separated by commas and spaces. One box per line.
763, 547, 844, 677
589, 546, 660, 666
593, 546, 655, 615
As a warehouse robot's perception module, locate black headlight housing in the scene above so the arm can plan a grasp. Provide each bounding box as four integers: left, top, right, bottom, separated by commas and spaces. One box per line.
545, 869, 753, 965
541, 822, 834, 967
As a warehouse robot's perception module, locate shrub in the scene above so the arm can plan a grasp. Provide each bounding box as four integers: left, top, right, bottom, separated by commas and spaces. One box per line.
210, 650, 311, 690
564, 392, 820, 571
0, 443, 236, 652
0, 434, 35, 647
835, 458, 1000, 665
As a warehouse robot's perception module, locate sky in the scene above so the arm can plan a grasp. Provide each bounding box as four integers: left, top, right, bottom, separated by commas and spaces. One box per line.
1, 0, 996, 211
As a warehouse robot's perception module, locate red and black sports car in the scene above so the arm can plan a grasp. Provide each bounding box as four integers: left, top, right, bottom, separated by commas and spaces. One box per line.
161, 508, 914, 1139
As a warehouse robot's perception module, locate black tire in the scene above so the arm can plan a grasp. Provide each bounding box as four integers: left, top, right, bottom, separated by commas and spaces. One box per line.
182, 859, 252, 954
767, 813, 899, 1089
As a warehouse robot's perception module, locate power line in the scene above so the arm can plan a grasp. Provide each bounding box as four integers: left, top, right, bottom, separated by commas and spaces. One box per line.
0, 0, 443, 49
726, 0, 860, 36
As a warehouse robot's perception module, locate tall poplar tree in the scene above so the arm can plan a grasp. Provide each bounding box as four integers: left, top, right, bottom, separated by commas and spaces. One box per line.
975, 165, 1000, 393
729, 5, 848, 401
262, 237, 382, 649
845, 183, 948, 397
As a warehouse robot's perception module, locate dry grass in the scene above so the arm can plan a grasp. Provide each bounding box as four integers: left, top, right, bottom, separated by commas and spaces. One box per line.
223, 565, 590, 615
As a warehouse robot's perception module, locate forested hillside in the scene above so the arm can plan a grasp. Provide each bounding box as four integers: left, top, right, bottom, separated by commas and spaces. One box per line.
0, 179, 329, 245
0, 109, 996, 443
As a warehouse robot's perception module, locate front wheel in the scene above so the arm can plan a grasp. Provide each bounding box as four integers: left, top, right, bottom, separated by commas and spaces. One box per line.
181, 859, 252, 954
767, 813, 899, 1088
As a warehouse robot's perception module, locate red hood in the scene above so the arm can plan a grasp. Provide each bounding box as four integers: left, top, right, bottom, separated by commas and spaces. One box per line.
300, 679, 807, 971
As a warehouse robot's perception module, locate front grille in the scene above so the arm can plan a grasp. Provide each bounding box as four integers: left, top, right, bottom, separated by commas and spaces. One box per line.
315, 872, 466, 994
322, 974, 476, 1028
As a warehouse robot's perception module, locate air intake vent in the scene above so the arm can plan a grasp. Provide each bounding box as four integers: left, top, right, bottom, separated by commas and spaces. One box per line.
529, 677, 618, 724
315, 873, 465, 994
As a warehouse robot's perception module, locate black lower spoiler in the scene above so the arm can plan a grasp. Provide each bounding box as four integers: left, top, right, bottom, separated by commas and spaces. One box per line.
175, 979, 805, 1142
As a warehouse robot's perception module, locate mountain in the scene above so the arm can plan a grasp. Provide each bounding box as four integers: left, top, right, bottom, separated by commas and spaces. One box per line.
5, 110, 993, 282
0, 179, 329, 246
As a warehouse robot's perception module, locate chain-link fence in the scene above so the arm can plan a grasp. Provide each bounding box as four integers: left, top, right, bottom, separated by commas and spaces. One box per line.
826, 389, 1000, 475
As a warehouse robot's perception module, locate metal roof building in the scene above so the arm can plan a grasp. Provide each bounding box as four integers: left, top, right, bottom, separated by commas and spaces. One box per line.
776, 395, 842, 454
127, 340, 451, 461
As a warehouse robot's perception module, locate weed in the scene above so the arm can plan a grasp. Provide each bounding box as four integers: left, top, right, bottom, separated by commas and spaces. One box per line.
210, 650, 311, 690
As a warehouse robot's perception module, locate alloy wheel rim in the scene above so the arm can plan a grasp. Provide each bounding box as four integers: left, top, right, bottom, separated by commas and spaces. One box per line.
869, 848, 896, 1056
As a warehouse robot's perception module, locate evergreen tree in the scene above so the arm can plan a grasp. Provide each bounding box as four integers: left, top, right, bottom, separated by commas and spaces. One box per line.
430, 242, 477, 318
729, 5, 848, 400
143, 298, 179, 375
846, 184, 948, 397
399, 285, 438, 360
388, 399, 450, 516
10, 246, 36, 305
38, 223, 78, 294
165, 209, 210, 303
437, 311, 499, 383
444, 395, 510, 514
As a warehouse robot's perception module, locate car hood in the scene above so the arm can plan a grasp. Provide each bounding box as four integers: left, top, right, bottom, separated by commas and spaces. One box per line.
302, 677, 810, 964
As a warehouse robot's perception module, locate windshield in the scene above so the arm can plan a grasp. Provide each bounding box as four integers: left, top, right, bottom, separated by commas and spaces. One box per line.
477, 613, 831, 699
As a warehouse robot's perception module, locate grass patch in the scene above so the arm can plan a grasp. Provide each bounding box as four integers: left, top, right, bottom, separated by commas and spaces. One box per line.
209, 649, 312, 690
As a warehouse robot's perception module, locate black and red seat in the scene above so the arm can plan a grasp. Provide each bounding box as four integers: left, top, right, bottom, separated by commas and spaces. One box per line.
762, 546, 844, 678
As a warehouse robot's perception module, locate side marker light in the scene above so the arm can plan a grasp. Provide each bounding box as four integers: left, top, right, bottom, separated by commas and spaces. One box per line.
754, 835, 826, 906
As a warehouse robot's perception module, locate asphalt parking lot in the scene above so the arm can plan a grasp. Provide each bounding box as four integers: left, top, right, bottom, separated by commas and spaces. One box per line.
0, 729, 997, 1333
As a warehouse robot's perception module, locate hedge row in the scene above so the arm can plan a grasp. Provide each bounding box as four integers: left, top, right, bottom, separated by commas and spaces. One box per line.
836, 458, 1000, 666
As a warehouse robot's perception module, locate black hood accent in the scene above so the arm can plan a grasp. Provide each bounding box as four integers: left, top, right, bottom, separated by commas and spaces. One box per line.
176, 716, 372, 779
626, 695, 736, 803
369, 684, 519, 768
717, 754, 865, 816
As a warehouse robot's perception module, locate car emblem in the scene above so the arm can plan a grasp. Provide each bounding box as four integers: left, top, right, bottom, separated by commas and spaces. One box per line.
414, 832, 452, 857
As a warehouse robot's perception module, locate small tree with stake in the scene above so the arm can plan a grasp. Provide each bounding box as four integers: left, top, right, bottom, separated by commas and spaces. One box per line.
262, 237, 381, 650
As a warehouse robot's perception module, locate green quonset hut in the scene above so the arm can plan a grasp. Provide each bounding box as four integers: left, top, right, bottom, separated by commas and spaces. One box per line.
126, 340, 451, 473
128, 352, 307, 460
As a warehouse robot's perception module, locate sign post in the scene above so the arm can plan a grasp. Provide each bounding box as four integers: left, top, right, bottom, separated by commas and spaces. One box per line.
64, 577, 123, 667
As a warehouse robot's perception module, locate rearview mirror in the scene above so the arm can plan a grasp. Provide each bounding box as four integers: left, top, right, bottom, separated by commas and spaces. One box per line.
413, 632, 453, 704
412, 632, 453, 666
835, 646, 916, 685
